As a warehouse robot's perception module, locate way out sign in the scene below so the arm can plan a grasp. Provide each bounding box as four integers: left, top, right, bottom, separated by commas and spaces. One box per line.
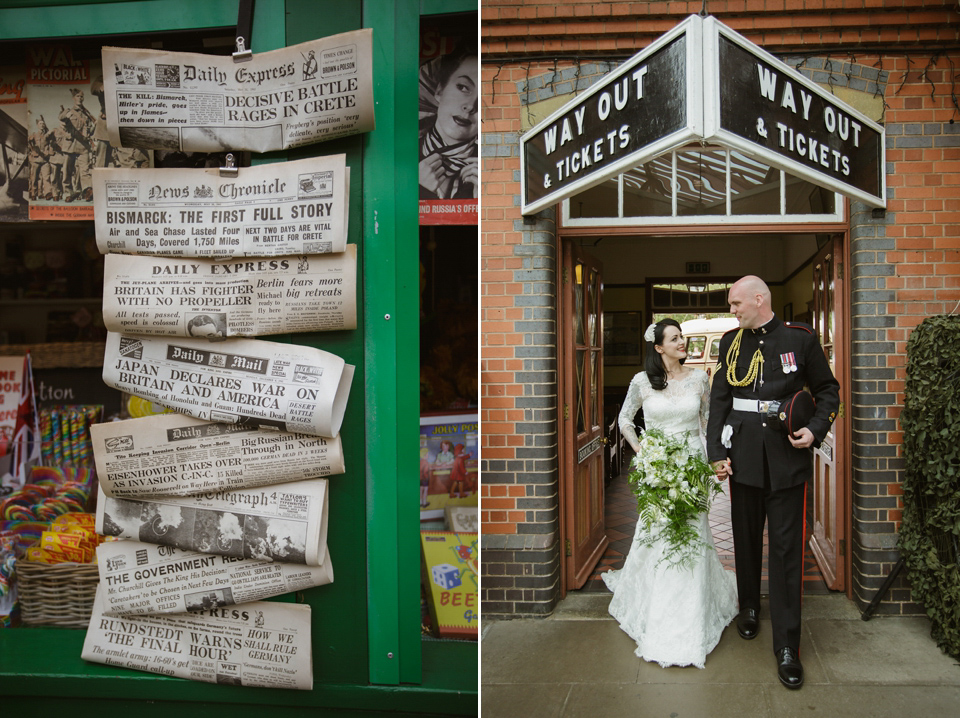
521, 17, 703, 216
520, 15, 886, 215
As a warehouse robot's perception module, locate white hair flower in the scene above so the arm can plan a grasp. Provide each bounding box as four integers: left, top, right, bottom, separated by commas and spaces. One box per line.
644, 323, 657, 343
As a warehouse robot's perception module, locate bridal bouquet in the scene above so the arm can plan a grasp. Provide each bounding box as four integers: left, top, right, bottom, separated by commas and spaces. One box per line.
627, 428, 723, 568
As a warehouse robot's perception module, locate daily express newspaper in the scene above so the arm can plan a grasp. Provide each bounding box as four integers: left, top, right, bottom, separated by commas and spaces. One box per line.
91, 413, 345, 499
83, 585, 313, 689
102, 29, 374, 153
101, 247, 357, 338
96, 539, 333, 616
95, 477, 329, 566
102, 332, 354, 438
93, 154, 350, 257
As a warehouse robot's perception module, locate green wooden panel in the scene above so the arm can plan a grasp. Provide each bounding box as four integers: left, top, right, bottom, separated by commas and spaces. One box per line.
0, 0, 238, 37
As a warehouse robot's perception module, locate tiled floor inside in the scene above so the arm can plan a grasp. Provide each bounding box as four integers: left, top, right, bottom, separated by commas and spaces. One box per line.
581, 468, 832, 595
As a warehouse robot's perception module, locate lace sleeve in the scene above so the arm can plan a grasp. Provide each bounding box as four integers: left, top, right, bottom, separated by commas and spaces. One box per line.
697, 370, 710, 439
618, 373, 644, 452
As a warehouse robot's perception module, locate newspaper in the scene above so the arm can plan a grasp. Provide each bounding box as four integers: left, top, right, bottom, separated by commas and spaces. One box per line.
101, 246, 357, 338
93, 155, 351, 258
91, 413, 345, 499
96, 539, 333, 616
102, 332, 354, 438
95, 477, 329, 566
83, 585, 313, 689
101, 29, 374, 154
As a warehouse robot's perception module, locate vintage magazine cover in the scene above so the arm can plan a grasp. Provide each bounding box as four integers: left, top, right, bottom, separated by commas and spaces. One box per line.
101, 247, 356, 339
93, 154, 350, 258
419, 413, 478, 521
101, 30, 374, 153
95, 477, 329, 566
97, 539, 333, 616
102, 332, 354, 438
26, 45, 151, 221
91, 413, 345, 498
418, 21, 477, 225
0, 64, 28, 221
83, 585, 313, 689
420, 531, 478, 639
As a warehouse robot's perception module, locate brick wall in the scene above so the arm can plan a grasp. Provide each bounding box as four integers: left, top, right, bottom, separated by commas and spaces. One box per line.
481, 3, 960, 619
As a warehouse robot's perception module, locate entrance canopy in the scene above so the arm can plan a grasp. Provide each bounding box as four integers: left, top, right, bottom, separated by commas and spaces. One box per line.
520, 14, 886, 215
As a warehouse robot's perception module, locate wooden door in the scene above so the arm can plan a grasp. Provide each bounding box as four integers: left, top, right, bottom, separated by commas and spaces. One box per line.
808, 235, 847, 590
560, 241, 608, 591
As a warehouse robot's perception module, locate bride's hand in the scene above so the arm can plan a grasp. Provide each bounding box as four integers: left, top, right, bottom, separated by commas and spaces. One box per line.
712, 459, 732, 480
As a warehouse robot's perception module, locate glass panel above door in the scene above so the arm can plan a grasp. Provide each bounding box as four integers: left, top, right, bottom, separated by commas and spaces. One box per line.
563, 145, 844, 226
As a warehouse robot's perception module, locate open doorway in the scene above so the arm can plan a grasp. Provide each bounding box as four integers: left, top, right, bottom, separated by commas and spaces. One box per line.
563, 232, 847, 596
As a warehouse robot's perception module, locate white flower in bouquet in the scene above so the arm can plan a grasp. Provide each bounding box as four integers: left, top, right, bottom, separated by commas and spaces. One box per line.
627, 427, 723, 568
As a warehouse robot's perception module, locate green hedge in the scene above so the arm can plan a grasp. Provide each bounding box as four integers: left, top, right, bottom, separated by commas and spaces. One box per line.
898, 314, 960, 659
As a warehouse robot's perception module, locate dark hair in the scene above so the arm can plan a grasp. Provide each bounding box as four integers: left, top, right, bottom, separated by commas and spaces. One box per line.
435, 44, 477, 94
644, 318, 684, 391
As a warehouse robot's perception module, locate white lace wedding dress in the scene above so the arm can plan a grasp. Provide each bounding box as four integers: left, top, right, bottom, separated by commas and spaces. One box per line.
602, 369, 738, 668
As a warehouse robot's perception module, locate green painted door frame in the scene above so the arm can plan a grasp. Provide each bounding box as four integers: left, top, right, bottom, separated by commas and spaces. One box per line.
0, 0, 477, 713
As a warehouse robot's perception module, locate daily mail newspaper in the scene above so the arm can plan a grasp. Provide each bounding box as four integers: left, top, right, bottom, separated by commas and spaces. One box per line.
102, 332, 354, 438
96, 539, 333, 616
93, 155, 350, 258
91, 413, 345, 499
101, 247, 357, 338
83, 586, 313, 689
101, 29, 374, 153
95, 477, 329, 566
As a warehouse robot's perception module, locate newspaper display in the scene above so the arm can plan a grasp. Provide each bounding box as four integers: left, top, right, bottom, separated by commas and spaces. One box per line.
91, 413, 345, 499
101, 29, 374, 154
101, 246, 357, 338
83, 585, 313, 690
95, 477, 330, 566
102, 332, 354, 438
96, 539, 333, 616
93, 154, 351, 258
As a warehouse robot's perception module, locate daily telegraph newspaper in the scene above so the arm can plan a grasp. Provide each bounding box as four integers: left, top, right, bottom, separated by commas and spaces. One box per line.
83, 585, 313, 689
96, 540, 333, 616
91, 414, 345, 499
101, 30, 374, 153
93, 155, 350, 258
95, 477, 329, 566
101, 247, 357, 338
102, 332, 354, 438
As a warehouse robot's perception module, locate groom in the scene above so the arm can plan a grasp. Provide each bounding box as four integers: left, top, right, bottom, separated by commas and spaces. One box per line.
707, 276, 840, 689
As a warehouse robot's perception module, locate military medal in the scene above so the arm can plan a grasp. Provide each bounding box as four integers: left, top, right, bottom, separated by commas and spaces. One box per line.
780, 352, 798, 373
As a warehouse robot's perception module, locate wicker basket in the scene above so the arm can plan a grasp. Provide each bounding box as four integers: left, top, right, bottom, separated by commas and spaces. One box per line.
16, 561, 99, 627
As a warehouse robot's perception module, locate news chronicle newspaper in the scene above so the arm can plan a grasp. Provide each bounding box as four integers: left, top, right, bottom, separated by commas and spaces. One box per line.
93, 155, 352, 258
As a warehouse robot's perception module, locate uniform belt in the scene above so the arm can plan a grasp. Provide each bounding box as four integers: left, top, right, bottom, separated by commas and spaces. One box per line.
733, 397, 781, 414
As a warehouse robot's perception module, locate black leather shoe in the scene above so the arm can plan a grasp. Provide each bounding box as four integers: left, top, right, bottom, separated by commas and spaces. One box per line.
736, 608, 759, 640
776, 647, 804, 689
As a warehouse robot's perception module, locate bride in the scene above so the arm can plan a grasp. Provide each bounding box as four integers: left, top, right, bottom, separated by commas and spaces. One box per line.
602, 318, 738, 668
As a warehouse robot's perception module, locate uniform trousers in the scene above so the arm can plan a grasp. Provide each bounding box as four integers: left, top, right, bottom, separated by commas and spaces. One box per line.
729, 447, 807, 654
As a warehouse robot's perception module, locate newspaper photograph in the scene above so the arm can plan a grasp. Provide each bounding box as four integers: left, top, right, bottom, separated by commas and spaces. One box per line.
83, 585, 313, 690
91, 413, 345, 499
95, 477, 329, 566
102, 332, 355, 438
101, 246, 357, 338
97, 539, 333, 617
101, 29, 374, 153
93, 154, 350, 258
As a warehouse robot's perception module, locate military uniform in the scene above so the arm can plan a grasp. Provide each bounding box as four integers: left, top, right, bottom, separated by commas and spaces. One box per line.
707, 316, 839, 654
